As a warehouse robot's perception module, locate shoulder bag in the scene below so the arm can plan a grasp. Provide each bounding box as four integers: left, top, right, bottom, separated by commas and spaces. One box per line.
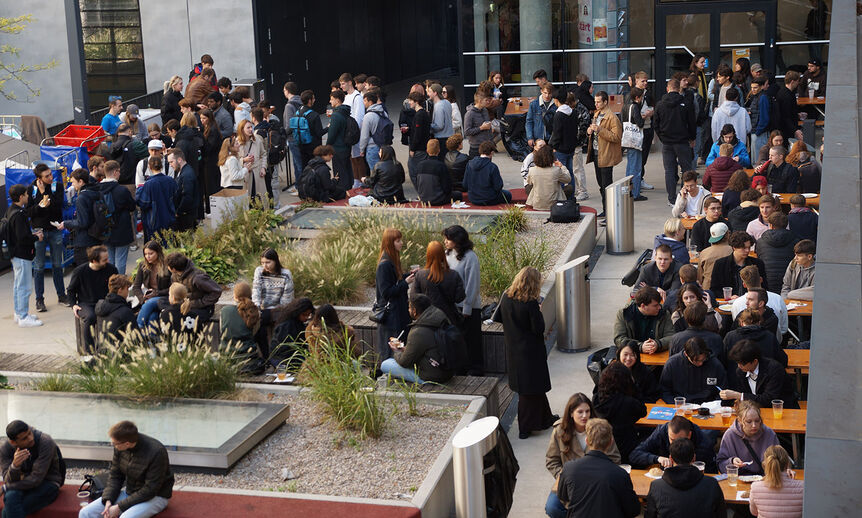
621, 105, 643, 150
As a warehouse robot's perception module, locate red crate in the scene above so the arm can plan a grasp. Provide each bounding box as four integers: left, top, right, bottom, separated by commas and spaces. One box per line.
53, 125, 107, 153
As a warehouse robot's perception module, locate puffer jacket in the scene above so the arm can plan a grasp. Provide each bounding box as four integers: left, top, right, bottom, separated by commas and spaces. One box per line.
392, 305, 454, 383
756, 228, 798, 292
703, 155, 743, 192
749, 475, 804, 518
365, 158, 405, 204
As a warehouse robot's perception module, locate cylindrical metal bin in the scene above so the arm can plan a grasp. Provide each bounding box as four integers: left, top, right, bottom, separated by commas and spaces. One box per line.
452, 416, 499, 518
555, 255, 591, 353
605, 175, 634, 254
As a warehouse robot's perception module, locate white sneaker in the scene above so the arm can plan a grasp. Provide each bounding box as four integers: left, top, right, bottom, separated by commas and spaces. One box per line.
18, 315, 43, 328
641, 181, 655, 190
352, 180, 363, 189
576, 192, 589, 201
287, 186, 298, 196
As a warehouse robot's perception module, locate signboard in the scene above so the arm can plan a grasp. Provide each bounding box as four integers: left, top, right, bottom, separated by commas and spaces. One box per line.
593, 18, 608, 43
578, 0, 593, 44
734, 48, 751, 60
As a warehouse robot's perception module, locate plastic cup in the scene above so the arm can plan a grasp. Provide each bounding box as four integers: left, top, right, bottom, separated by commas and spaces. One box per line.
683, 405, 694, 417
772, 399, 784, 419
276, 364, 287, 381
727, 465, 739, 486
722, 287, 733, 300
693, 461, 705, 471
808, 89, 815, 100
674, 397, 686, 414
720, 407, 733, 426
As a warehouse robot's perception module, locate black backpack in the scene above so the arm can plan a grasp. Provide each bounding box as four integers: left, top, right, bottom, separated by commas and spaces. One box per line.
299, 164, 324, 201
88, 188, 116, 242
31, 430, 67, 483
343, 116, 361, 147
0, 207, 21, 261
266, 125, 288, 166
547, 199, 581, 223
370, 111, 394, 146
431, 322, 468, 372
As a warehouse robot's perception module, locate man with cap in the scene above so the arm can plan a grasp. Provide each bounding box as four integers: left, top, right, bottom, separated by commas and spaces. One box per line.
690, 196, 727, 252
136, 139, 174, 187
120, 104, 147, 140
797, 58, 826, 98
750, 63, 764, 79
698, 222, 732, 291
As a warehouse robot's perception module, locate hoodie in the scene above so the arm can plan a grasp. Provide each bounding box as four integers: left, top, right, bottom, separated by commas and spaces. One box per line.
703, 156, 742, 192
727, 201, 759, 232
359, 103, 389, 152
463, 156, 504, 205
716, 419, 779, 474
706, 138, 750, 168
654, 91, 696, 144
95, 292, 137, 338
756, 228, 799, 292
326, 104, 352, 153
723, 325, 786, 367
644, 465, 726, 518
711, 101, 751, 142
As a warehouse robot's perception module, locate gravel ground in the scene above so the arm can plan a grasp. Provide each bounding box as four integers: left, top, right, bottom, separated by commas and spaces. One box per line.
66, 392, 465, 500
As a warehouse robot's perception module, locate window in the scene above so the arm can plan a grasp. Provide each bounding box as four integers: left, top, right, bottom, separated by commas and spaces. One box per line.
80, 0, 146, 109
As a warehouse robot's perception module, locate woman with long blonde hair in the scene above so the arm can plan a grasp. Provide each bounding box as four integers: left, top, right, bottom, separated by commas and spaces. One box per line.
218, 136, 247, 189
236, 118, 267, 208
161, 75, 183, 124
373, 228, 416, 366
410, 241, 465, 327
496, 266, 555, 439
749, 445, 803, 517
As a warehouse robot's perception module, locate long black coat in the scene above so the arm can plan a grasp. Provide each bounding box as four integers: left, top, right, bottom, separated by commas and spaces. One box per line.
411, 269, 465, 328
495, 293, 551, 395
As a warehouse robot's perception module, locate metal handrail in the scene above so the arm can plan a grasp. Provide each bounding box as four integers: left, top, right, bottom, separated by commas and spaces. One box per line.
719, 42, 766, 48
775, 39, 830, 46
464, 45, 694, 57
2, 150, 30, 168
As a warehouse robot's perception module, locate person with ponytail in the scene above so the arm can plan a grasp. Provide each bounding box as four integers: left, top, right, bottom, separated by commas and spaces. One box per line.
158, 282, 201, 334
749, 445, 803, 517
161, 75, 184, 125
443, 225, 483, 374
220, 281, 262, 357
374, 228, 416, 366
410, 241, 465, 328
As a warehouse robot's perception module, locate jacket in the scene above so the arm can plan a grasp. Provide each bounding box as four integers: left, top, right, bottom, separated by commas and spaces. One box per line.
493, 293, 551, 395
409, 109, 431, 153
690, 216, 727, 253
723, 325, 786, 367
359, 103, 389, 151
444, 150, 470, 191
757, 229, 799, 292
526, 165, 570, 210
593, 393, 647, 463
653, 234, 690, 265
797, 68, 827, 97
671, 185, 711, 218
727, 202, 760, 232
95, 292, 137, 338
103, 433, 174, 512
447, 249, 481, 316
393, 305, 453, 383
26, 178, 64, 230
174, 163, 200, 217
173, 126, 203, 174
727, 357, 797, 409
765, 162, 799, 193
716, 420, 779, 474
131, 261, 172, 302
463, 103, 493, 149
620, 98, 645, 131
631, 361, 662, 404
711, 101, 751, 142
68, 263, 118, 306
549, 103, 589, 153
669, 327, 725, 364
781, 261, 814, 300
644, 465, 726, 518
219, 155, 247, 188
220, 305, 259, 354
160, 89, 183, 124
699, 242, 732, 290
749, 475, 804, 518
0, 429, 64, 491
525, 96, 556, 142
411, 269, 465, 330
704, 155, 745, 190
4, 204, 38, 261
721, 188, 742, 216
654, 91, 696, 144
613, 300, 676, 352
709, 253, 769, 295
297, 106, 326, 147
774, 86, 799, 141
795, 153, 821, 193
752, 90, 772, 136
787, 207, 818, 241
429, 99, 454, 139
184, 76, 213, 106
557, 451, 641, 518
398, 99, 415, 146
707, 81, 745, 116
375, 255, 411, 334
660, 351, 726, 404
302, 157, 343, 202
62, 182, 102, 249
365, 158, 405, 203
326, 104, 351, 153
282, 96, 303, 141
586, 107, 623, 167
99, 180, 136, 246
174, 261, 222, 311
633, 261, 683, 295
135, 174, 177, 236
630, 422, 717, 472
546, 419, 621, 481
109, 134, 148, 185
463, 156, 505, 205
213, 106, 234, 138
416, 155, 454, 206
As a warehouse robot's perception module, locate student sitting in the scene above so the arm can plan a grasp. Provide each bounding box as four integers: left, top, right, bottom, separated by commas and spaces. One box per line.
613, 287, 675, 354
716, 400, 779, 475
787, 194, 818, 242
220, 282, 261, 358
631, 244, 683, 298
525, 145, 572, 210
269, 298, 315, 369
781, 239, 815, 300
669, 301, 724, 362
666, 275, 719, 329
660, 337, 726, 405
615, 341, 661, 404
362, 145, 407, 204
415, 139, 459, 206
165, 252, 223, 322
592, 362, 647, 463
729, 267, 788, 339
690, 197, 727, 253
720, 170, 751, 216
709, 231, 769, 296
748, 446, 804, 517
720, 340, 796, 408
444, 134, 470, 192
756, 211, 799, 292
305, 304, 359, 358
0, 420, 64, 518
644, 438, 726, 518
747, 195, 783, 242
463, 141, 512, 205
723, 309, 786, 368
68, 245, 119, 355
95, 274, 137, 341
299, 145, 346, 202
698, 223, 732, 291
653, 218, 689, 265
726, 189, 761, 232
671, 170, 711, 218
380, 294, 454, 384
631, 416, 717, 473
159, 282, 205, 335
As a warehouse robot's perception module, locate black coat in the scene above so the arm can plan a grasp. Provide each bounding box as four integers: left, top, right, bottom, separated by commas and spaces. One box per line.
4, 204, 37, 261
174, 163, 200, 218
723, 325, 786, 367
788, 208, 818, 241
160, 90, 183, 124
100, 181, 136, 246
201, 125, 224, 197
26, 178, 64, 230
302, 157, 344, 202
727, 356, 798, 408
660, 352, 727, 404
765, 162, 799, 193
691, 217, 727, 253
398, 100, 414, 146
61, 182, 102, 249
726, 204, 760, 232
756, 229, 798, 293
365, 159, 405, 204
557, 451, 641, 518
444, 150, 470, 191
412, 269, 465, 330
415, 155, 453, 206
592, 393, 647, 463
775, 86, 800, 141
631, 422, 717, 473
669, 328, 726, 365
654, 92, 696, 144
631, 361, 661, 404
409, 109, 431, 152
548, 107, 579, 154
95, 293, 137, 338
173, 126, 203, 174
720, 189, 742, 216
375, 255, 411, 335
709, 254, 769, 296
632, 261, 682, 294
644, 465, 726, 518
494, 293, 551, 395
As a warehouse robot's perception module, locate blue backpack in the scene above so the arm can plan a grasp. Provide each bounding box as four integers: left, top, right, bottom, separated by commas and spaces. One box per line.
289, 108, 313, 145
370, 111, 394, 146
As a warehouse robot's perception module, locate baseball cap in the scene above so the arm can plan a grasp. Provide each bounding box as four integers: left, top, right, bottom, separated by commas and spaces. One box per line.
750, 63, 763, 73
147, 139, 165, 149
808, 58, 822, 67
751, 175, 768, 189
708, 222, 729, 243
126, 104, 139, 115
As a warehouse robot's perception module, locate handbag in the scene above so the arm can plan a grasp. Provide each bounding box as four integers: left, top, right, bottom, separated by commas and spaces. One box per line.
547, 199, 581, 223
621, 105, 644, 150
78, 472, 109, 502
368, 301, 391, 324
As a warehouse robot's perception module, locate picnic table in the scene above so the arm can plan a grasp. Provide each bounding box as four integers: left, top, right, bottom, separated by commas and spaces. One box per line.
630, 468, 805, 504
640, 349, 806, 370
797, 95, 826, 117
714, 299, 813, 317
505, 97, 534, 116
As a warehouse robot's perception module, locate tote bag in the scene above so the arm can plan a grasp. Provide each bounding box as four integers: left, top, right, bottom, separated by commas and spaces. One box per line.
621, 105, 643, 150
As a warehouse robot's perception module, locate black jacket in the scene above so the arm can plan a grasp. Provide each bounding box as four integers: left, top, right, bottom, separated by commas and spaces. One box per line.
103, 433, 174, 512
4, 204, 37, 261
161, 89, 183, 124
730, 306, 780, 338
494, 293, 551, 395
592, 393, 647, 463
557, 450, 641, 518
788, 208, 818, 241
572, 82, 596, 112
631, 422, 717, 473
398, 99, 415, 146
797, 157, 821, 193
660, 352, 727, 404
709, 254, 769, 296
95, 292, 137, 338
299, 107, 326, 147
654, 91, 696, 144
669, 328, 726, 365
632, 261, 683, 294
173, 126, 203, 174
109, 134, 147, 185
756, 229, 799, 293
548, 106, 579, 154
365, 159, 405, 203
727, 356, 798, 409
26, 178, 64, 230
631, 361, 661, 404
0, 429, 65, 491
765, 162, 799, 193
174, 163, 200, 218
375, 255, 411, 335
62, 182, 102, 249
644, 465, 726, 518
412, 269, 465, 330
174, 261, 222, 311
723, 325, 786, 367
409, 109, 431, 153
691, 217, 727, 253
415, 155, 453, 206
720, 189, 742, 216
727, 204, 760, 232
100, 181, 136, 246
444, 150, 470, 191
68, 263, 118, 306
302, 157, 344, 202
775, 85, 800, 141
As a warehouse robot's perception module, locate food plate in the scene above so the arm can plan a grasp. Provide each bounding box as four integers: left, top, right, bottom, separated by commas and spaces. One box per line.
785, 302, 806, 310
739, 475, 763, 483
718, 304, 734, 312
802, 193, 817, 198
644, 468, 663, 479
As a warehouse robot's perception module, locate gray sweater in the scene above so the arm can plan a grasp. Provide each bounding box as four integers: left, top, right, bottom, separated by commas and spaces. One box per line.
463, 104, 493, 149
780, 261, 814, 300
447, 249, 481, 315
431, 99, 454, 139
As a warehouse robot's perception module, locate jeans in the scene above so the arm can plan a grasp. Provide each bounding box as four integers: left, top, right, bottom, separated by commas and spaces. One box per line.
11, 257, 33, 319
407, 151, 428, 190
554, 151, 575, 188
33, 229, 66, 301
2, 480, 59, 518
364, 143, 380, 171
381, 357, 424, 384
662, 143, 695, 204
593, 163, 613, 213
288, 140, 302, 186
107, 245, 130, 275
572, 148, 588, 194
77, 303, 97, 355
136, 296, 164, 329
544, 491, 567, 518
79, 490, 169, 518
625, 148, 643, 198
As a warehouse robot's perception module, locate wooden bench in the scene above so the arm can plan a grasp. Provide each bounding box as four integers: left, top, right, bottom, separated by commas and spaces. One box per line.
378, 374, 513, 419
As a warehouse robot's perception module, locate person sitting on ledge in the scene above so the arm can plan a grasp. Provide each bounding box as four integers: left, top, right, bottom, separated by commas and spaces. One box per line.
525, 145, 573, 210
165, 252, 222, 323
362, 144, 407, 204
381, 294, 454, 384
0, 420, 64, 518
95, 274, 137, 342
68, 245, 118, 355
299, 145, 346, 202
415, 139, 460, 206
463, 140, 512, 206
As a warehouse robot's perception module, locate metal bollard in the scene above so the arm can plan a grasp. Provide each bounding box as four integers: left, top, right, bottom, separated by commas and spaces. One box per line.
452, 416, 499, 518
555, 255, 591, 353
605, 175, 635, 254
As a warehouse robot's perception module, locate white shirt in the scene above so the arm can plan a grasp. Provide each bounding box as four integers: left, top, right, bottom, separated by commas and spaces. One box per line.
135, 156, 175, 187
746, 365, 760, 395
731, 291, 789, 337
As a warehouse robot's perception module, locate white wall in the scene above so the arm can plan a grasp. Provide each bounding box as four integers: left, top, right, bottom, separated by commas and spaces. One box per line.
0, 4, 73, 127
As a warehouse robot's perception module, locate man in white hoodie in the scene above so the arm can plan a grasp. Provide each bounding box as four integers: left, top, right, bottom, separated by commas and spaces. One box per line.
711, 88, 751, 144
340, 72, 366, 188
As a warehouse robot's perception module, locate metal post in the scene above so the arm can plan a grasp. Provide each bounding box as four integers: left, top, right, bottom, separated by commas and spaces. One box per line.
452, 416, 499, 518
555, 255, 591, 353
605, 175, 634, 254
65, 0, 89, 125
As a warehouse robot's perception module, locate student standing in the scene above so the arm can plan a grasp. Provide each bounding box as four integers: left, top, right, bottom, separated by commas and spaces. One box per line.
586, 91, 623, 217
26, 164, 68, 312
443, 225, 483, 375
6, 184, 44, 327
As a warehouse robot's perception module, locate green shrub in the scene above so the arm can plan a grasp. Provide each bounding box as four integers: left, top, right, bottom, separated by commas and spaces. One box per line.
477, 217, 552, 297
496, 206, 529, 232
34, 373, 78, 393
282, 234, 367, 303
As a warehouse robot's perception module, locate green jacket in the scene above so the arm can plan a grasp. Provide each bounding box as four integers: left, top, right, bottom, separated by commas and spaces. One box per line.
327, 104, 351, 153
394, 306, 454, 383
613, 300, 676, 352
220, 305, 260, 355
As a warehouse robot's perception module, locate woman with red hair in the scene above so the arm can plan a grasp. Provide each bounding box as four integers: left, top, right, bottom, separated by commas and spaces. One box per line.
374, 228, 416, 365
410, 241, 466, 327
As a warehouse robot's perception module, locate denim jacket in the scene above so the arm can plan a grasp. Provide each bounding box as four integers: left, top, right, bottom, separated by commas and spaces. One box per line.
525, 97, 556, 142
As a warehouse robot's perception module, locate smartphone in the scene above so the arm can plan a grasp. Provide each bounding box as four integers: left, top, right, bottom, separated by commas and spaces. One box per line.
714, 473, 727, 481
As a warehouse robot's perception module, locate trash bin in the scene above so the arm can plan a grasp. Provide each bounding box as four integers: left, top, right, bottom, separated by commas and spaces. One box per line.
555, 255, 591, 353
233, 78, 266, 104
605, 175, 634, 254
452, 416, 499, 518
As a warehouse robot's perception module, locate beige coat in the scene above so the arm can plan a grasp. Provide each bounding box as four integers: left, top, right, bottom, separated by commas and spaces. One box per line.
545, 419, 622, 484
526, 165, 570, 210
586, 106, 623, 167
698, 242, 733, 290
239, 137, 268, 209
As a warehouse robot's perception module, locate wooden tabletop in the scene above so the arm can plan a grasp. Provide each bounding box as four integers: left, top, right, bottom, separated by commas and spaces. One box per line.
682, 217, 699, 230
630, 468, 805, 504
638, 404, 806, 434
714, 299, 812, 317
689, 250, 756, 264
505, 97, 535, 116
640, 349, 808, 369
797, 96, 825, 105
776, 193, 820, 207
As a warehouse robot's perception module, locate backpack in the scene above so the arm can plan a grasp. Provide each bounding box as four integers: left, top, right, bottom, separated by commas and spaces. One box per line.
299, 164, 324, 201
88, 188, 116, 242
343, 115, 361, 147
31, 430, 67, 483
266, 125, 288, 166
547, 199, 581, 223
370, 111, 394, 146
431, 322, 468, 372
0, 208, 20, 261
289, 108, 313, 145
